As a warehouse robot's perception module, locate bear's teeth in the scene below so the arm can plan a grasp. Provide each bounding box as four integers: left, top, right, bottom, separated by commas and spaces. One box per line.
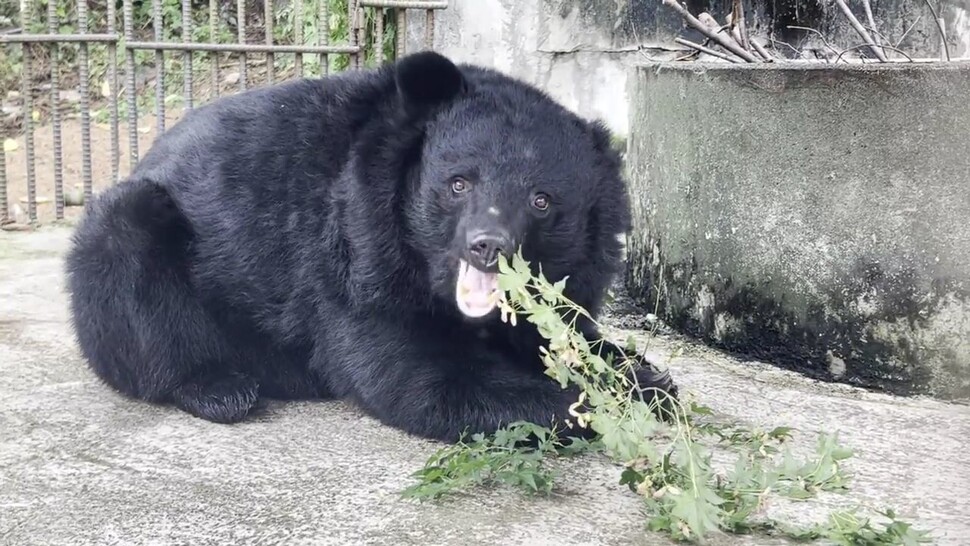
456, 258, 499, 318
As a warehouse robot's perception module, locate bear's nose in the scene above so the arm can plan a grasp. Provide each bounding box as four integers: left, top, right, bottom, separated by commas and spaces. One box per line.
466, 229, 512, 270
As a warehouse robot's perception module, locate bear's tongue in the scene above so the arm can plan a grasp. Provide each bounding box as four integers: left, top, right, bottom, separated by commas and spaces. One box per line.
455, 259, 500, 318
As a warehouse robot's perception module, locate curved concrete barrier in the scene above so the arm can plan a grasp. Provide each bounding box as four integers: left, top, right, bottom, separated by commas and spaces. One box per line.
624, 62, 970, 400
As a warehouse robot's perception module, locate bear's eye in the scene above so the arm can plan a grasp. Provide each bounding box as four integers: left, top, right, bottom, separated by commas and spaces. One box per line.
532, 193, 550, 211
451, 177, 469, 194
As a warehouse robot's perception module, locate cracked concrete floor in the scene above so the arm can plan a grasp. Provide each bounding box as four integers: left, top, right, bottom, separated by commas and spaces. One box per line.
2, 226, 969, 545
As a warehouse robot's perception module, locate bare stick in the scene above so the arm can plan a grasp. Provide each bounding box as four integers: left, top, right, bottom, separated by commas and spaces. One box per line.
699, 12, 743, 53
750, 38, 775, 61
725, 13, 744, 48
731, 0, 751, 50
937, 17, 948, 61
921, 0, 951, 61
834, 43, 914, 63
727, 13, 768, 61
833, 0, 889, 61
697, 12, 721, 33
674, 37, 743, 63
661, 0, 760, 62
861, 0, 881, 47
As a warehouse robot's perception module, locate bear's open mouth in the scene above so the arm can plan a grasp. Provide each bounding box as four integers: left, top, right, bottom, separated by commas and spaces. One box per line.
455, 258, 500, 318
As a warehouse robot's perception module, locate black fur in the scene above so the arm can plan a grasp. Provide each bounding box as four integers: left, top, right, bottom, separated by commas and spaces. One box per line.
65, 52, 677, 442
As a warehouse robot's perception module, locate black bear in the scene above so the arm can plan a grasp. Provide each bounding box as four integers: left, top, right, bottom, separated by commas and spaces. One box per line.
65, 51, 676, 442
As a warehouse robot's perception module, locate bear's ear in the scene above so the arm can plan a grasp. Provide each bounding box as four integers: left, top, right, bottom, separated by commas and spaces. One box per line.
587, 120, 617, 156
394, 51, 466, 116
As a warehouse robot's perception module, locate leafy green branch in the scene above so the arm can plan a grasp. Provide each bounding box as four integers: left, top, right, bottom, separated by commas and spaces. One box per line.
402, 250, 932, 545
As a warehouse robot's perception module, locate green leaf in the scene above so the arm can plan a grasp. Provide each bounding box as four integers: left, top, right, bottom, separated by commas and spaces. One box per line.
552, 276, 569, 294
624, 334, 638, 353
619, 467, 645, 492
670, 485, 723, 539
768, 426, 795, 440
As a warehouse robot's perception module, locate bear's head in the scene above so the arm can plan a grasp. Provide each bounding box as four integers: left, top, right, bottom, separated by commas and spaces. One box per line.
347, 52, 630, 323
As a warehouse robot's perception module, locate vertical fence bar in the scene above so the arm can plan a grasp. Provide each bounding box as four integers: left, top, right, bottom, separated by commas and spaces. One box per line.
0, 146, 6, 223
153, 0, 165, 134
294, 0, 304, 77
319, 0, 329, 75
20, 2, 37, 224
374, 7, 384, 64
107, 0, 120, 185
183, 0, 194, 110
78, 0, 93, 203
123, 0, 139, 166
264, 0, 274, 84
49, 0, 64, 219
425, 8, 434, 50
349, 0, 360, 68
210, 0, 220, 99
395, 7, 406, 58
237, 0, 247, 90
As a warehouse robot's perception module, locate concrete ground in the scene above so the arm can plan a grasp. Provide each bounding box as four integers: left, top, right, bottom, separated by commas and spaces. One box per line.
2, 226, 968, 546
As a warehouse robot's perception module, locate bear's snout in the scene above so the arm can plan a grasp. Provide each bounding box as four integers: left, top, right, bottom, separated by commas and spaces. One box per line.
465, 228, 513, 271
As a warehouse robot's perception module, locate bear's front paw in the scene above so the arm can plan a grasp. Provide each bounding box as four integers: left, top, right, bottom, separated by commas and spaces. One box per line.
623, 355, 678, 418
171, 372, 262, 424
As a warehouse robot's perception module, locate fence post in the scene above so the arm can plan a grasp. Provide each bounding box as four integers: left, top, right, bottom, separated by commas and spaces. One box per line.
183, 0, 194, 110
237, 0, 247, 90
122, 0, 139, 166
20, 0, 37, 225
209, 0, 220, 99
48, 0, 64, 219
78, 0, 93, 203
107, 0, 120, 185
349, 0, 361, 69
264, 0, 274, 84
319, 0, 330, 75
152, 0, 165, 134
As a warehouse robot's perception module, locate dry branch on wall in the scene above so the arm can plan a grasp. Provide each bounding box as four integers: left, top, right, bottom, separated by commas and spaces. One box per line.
921, 0, 952, 61
833, 0, 889, 61
674, 37, 743, 63
660, 0, 760, 62
750, 38, 774, 61
660, 0, 955, 64
730, 0, 750, 51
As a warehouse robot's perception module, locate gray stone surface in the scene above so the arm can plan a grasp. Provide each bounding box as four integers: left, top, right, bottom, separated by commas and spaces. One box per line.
625, 62, 970, 402
2, 227, 970, 545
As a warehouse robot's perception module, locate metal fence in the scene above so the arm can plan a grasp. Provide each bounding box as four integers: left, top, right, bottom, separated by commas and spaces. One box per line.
0, 0, 447, 227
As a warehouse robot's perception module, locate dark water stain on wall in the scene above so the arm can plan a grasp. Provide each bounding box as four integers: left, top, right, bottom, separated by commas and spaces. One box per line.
626, 245, 969, 398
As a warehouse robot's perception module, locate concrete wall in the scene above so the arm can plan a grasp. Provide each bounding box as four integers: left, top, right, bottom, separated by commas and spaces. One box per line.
407, 0, 970, 136
623, 62, 970, 401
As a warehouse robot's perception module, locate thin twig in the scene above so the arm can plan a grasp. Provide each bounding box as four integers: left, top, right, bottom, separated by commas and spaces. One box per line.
661, 0, 761, 62
833, 0, 889, 62
769, 37, 803, 58
894, 15, 923, 49
921, 0, 951, 61
787, 25, 842, 59
834, 43, 915, 63
866, 26, 894, 48
674, 37, 744, 63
